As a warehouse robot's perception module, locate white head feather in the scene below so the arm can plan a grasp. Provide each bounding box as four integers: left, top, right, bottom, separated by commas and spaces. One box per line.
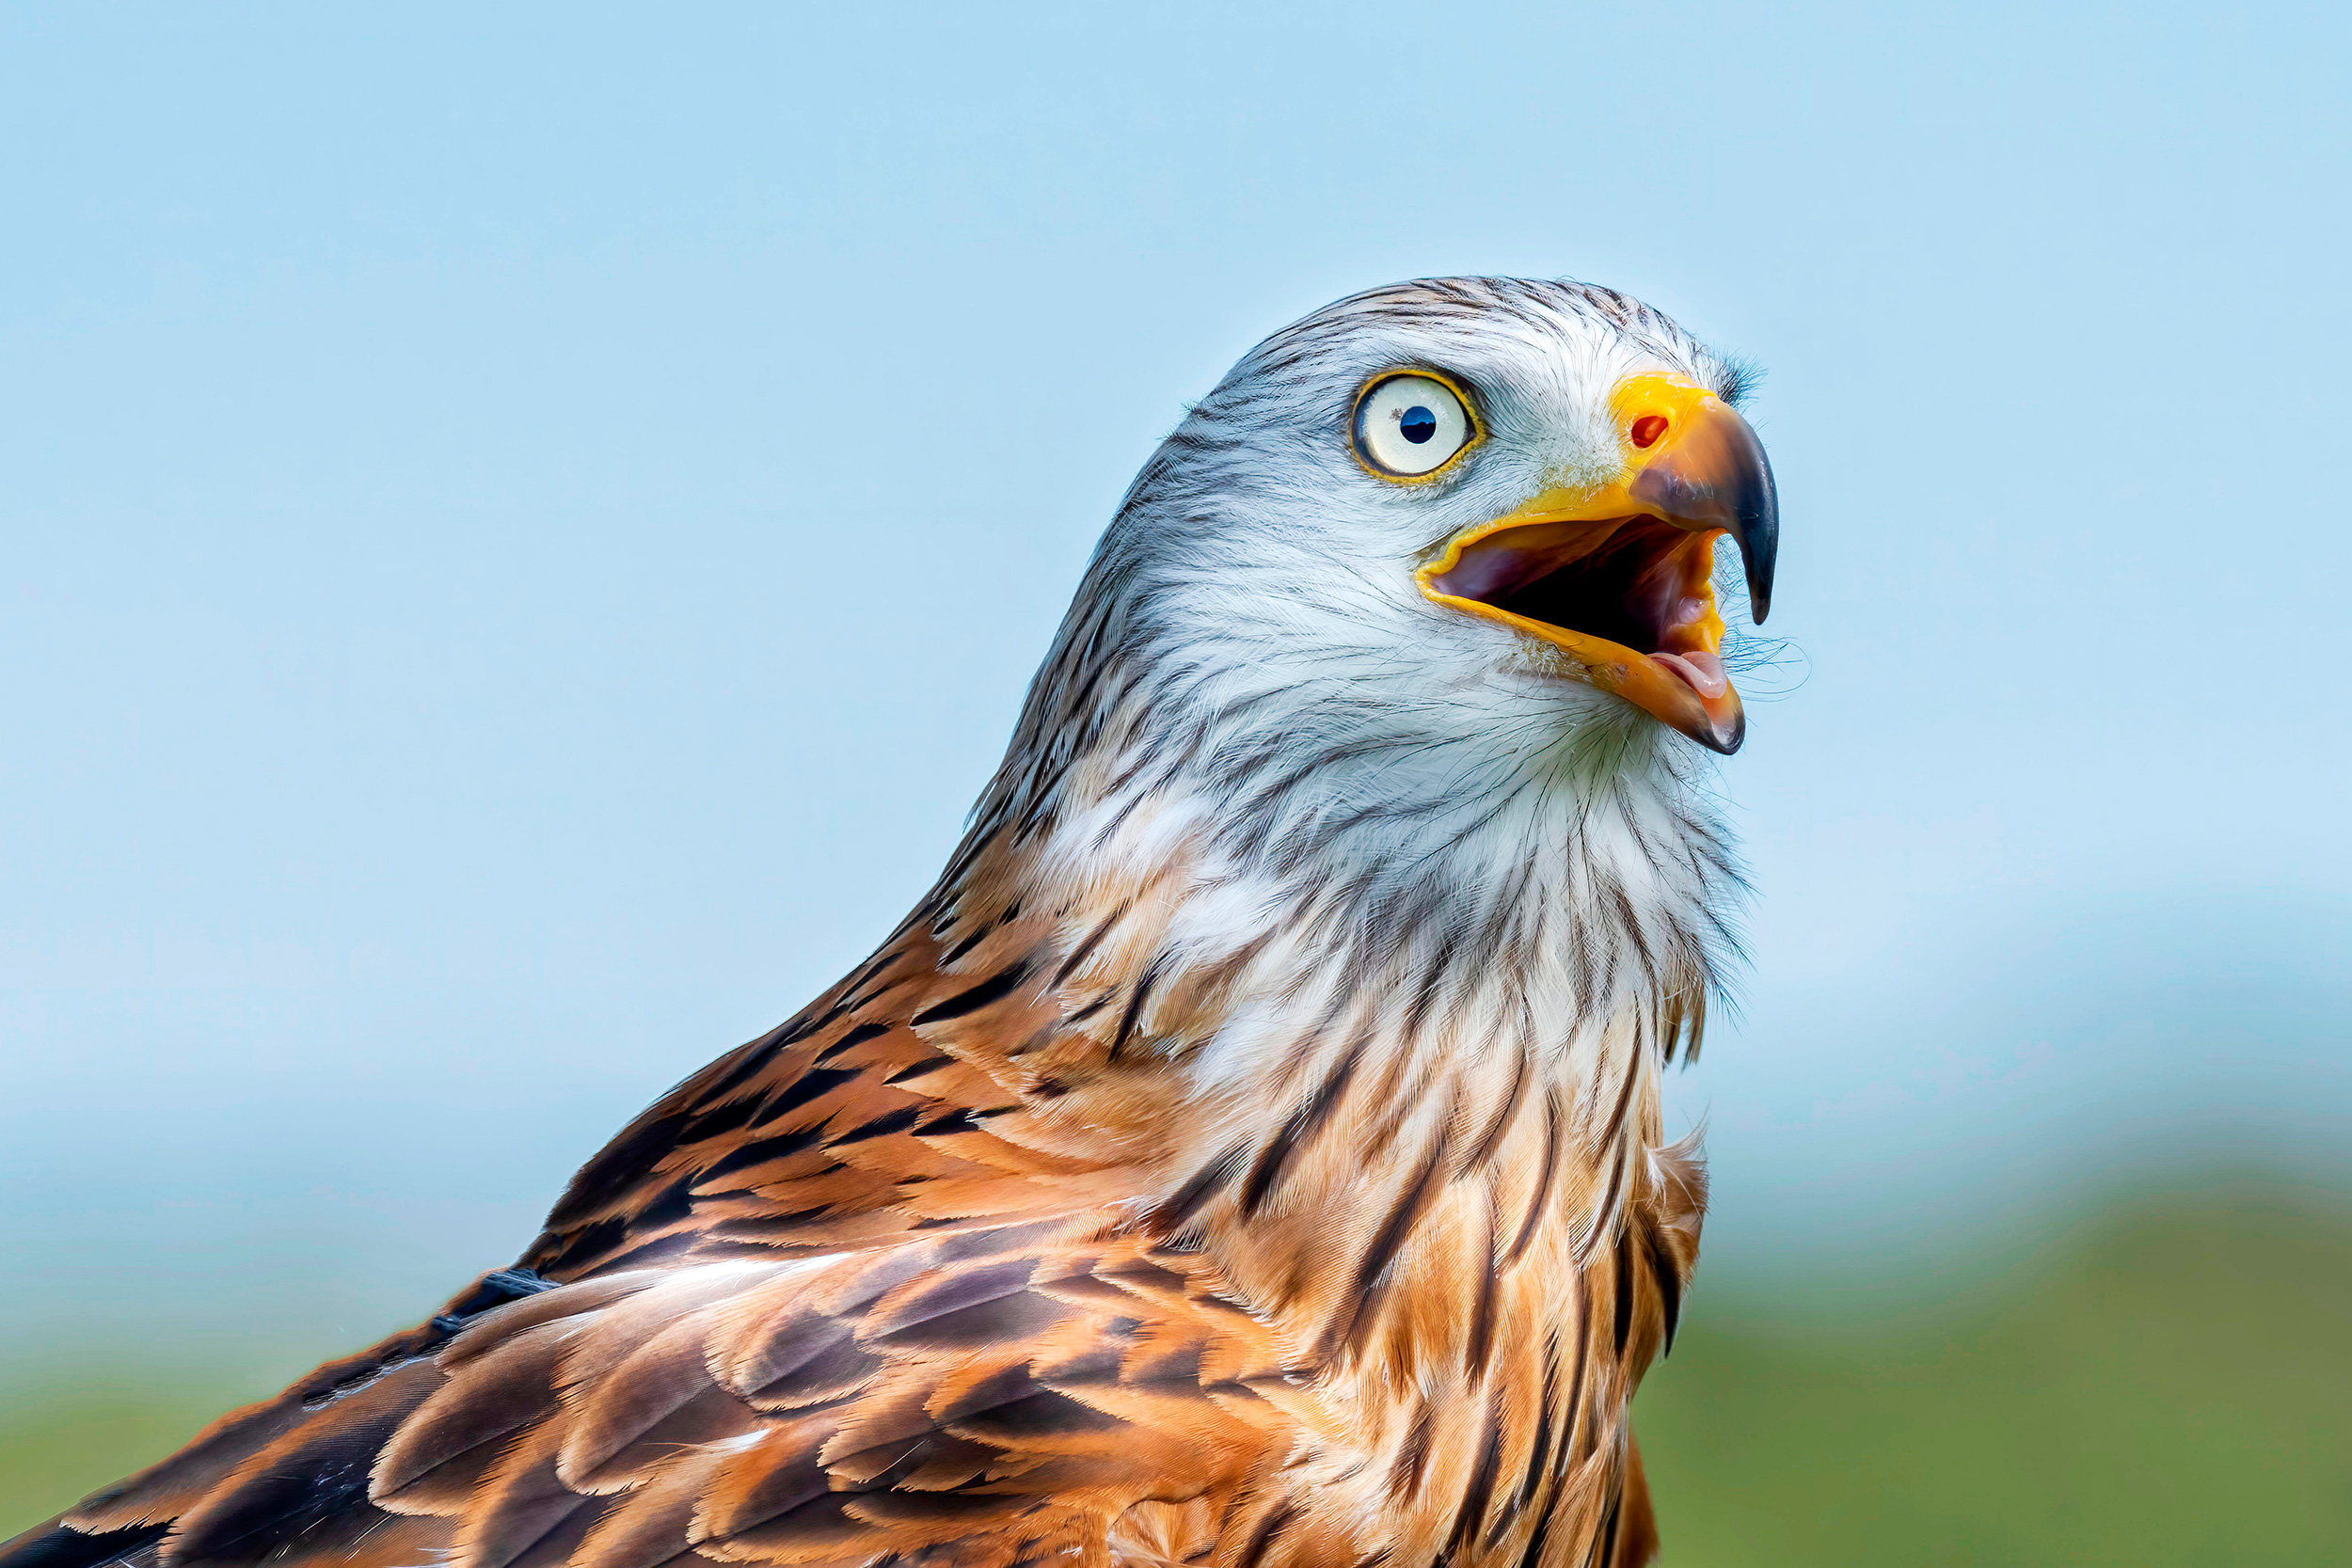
963, 278, 1761, 1090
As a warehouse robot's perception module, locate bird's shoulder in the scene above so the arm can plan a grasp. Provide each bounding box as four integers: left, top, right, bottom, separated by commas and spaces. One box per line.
520, 897, 1179, 1282
4, 904, 1303, 1568
16, 1212, 1304, 1568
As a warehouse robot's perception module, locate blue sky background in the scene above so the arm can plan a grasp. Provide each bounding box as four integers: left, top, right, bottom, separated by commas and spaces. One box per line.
3, 4, 2347, 1366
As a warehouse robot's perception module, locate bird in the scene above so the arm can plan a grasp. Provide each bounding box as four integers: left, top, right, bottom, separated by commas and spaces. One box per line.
4, 276, 1778, 1568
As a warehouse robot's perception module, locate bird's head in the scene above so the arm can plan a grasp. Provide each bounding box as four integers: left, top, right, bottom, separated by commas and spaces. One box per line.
983, 278, 1774, 966
959, 277, 1775, 1077
1151, 278, 1772, 749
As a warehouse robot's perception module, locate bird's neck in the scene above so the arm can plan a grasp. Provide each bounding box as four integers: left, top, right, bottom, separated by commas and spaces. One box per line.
890, 793, 1708, 1567
920, 764, 1718, 1368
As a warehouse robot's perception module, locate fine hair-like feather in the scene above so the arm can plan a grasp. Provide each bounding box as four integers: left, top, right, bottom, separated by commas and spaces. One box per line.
4, 277, 1762, 1568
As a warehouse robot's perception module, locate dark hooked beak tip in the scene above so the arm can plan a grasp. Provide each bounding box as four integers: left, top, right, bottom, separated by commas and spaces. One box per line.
1627, 398, 1779, 626
1740, 452, 1779, 626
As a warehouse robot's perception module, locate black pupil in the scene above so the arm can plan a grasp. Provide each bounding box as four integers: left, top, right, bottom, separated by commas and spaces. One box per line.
1399, 405, 1438, 444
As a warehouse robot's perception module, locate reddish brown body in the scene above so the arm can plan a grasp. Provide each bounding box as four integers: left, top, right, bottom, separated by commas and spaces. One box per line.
8, 866, 1701, 1568
6, 276, 1768, 1568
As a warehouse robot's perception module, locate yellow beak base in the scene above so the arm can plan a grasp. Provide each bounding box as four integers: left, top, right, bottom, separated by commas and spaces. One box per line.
1415, 376, 1778, 755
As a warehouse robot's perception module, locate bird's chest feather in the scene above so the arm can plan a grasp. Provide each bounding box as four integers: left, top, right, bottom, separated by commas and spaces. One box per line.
1163, 1008, 1701, 1568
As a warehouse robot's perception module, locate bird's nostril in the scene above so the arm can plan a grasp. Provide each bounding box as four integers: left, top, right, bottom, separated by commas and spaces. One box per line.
1630, 414, 1670, 450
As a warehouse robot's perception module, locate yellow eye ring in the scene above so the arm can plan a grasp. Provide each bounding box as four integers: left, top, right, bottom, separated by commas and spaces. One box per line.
1349, 368, 1484, 483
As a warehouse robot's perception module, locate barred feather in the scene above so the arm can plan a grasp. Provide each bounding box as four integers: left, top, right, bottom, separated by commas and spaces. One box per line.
4, 277, 1756, 1568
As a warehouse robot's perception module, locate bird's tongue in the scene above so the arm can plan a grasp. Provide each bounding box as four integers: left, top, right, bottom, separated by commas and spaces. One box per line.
1651, 650, 1728, 700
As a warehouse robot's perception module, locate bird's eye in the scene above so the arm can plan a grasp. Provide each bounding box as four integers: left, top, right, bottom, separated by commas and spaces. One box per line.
1353, 372, 1474, 479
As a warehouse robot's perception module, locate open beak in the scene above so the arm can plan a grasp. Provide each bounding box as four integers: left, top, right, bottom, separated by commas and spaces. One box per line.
1417, 374, 1779, 754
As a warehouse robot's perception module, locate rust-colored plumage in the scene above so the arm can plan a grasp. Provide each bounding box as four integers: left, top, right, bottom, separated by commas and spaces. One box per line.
7, 277, 1775, 1568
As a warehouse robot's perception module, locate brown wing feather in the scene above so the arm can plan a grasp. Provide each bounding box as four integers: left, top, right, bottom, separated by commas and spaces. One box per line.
4, 886, 1708, 1568
7, 1228, 1291, 1568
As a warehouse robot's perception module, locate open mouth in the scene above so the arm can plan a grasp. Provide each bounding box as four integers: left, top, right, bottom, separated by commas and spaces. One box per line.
1413, 374, 1778, 755
1425, 515, 1731, 705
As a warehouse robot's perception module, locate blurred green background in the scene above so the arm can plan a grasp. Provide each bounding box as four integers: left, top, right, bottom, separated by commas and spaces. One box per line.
8, 1171, 2346, 1560
1640, 1176, 2352, 1564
